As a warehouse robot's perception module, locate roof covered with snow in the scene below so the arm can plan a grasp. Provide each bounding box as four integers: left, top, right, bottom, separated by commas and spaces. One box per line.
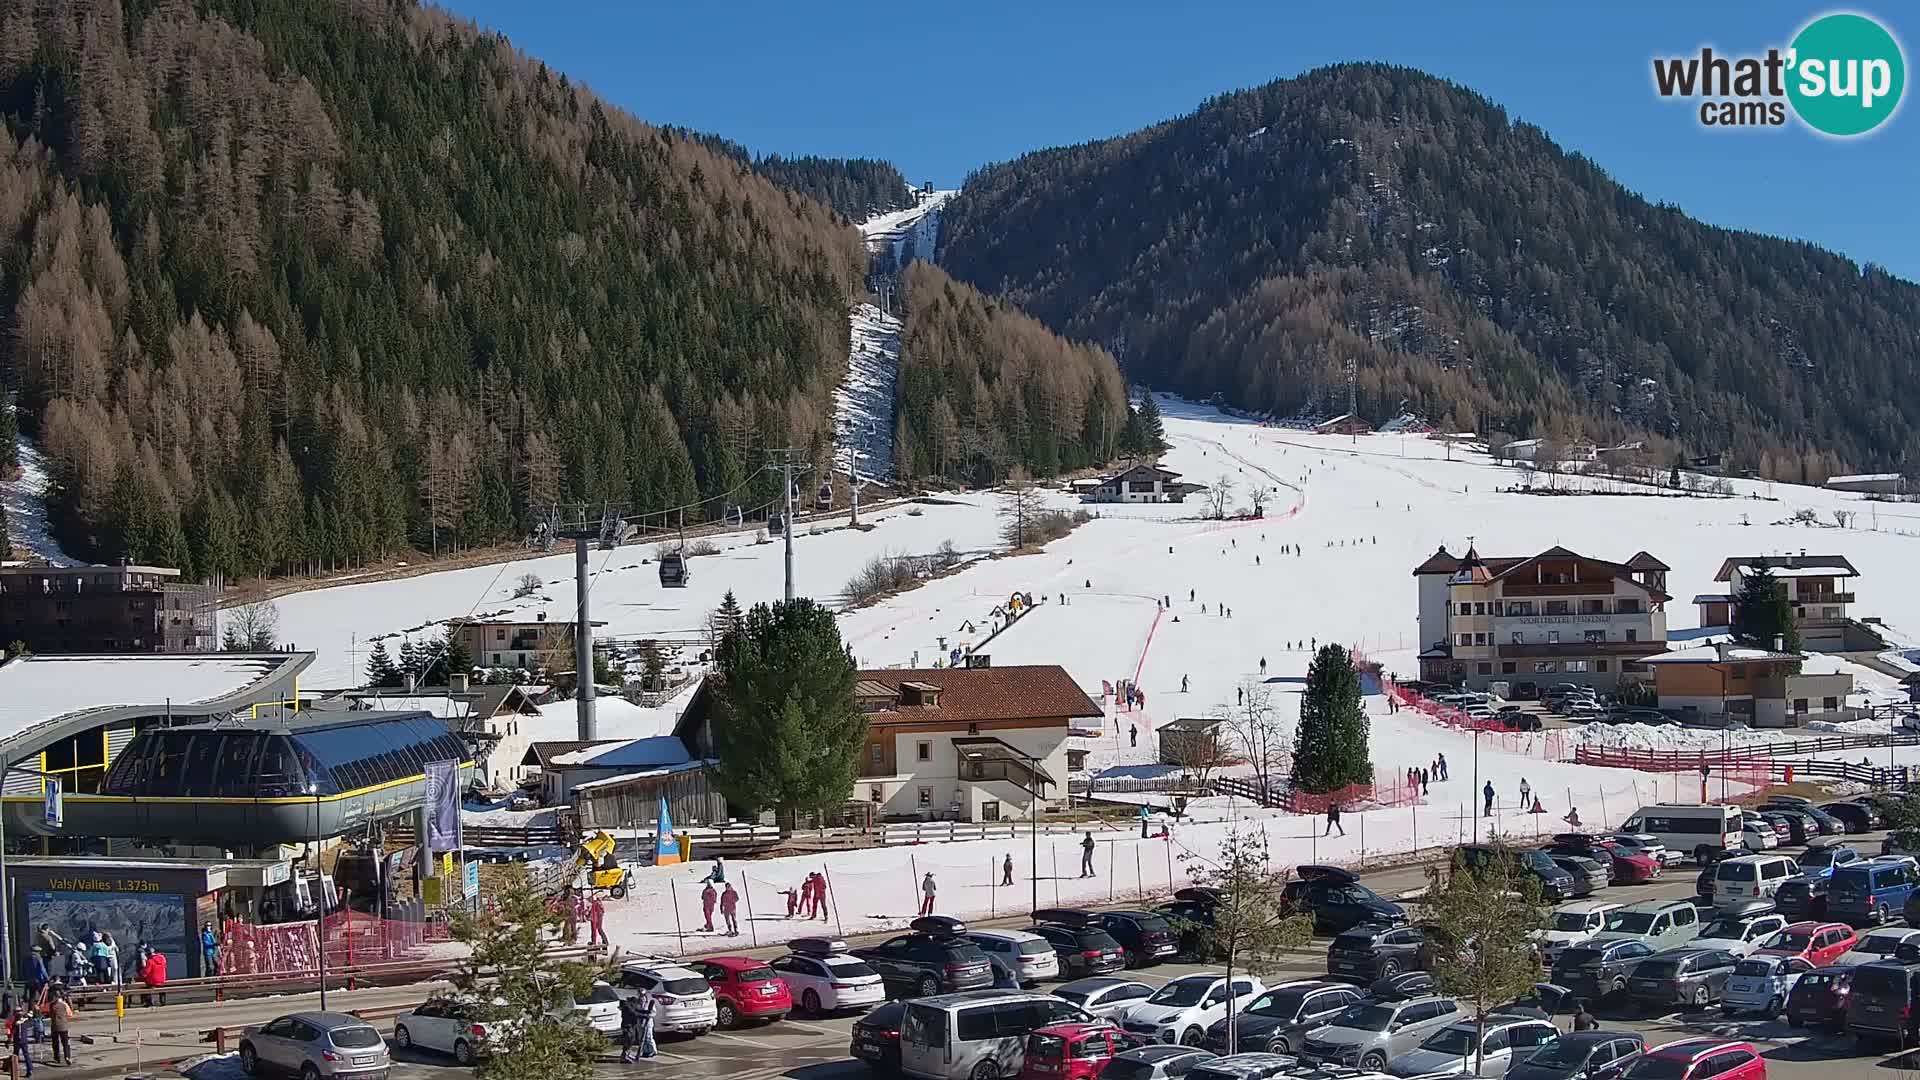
1715, 554, 1859, 581
1641, 643, 1800, 665
547, 735, 692, 769
0, 652, 313, 750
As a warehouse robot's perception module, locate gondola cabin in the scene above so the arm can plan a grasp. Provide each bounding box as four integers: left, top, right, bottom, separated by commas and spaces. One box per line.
815, 482, 833, 510
658, 550, 689, 587
768, 512, 785, 537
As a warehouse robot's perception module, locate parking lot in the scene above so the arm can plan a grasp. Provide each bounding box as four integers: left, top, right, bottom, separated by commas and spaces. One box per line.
355, 828, 1920, 1080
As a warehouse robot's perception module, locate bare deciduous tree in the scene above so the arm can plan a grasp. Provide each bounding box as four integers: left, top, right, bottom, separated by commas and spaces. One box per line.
998, 467, 1046, 548
1220, 679, 1292, 801
1206, 472, 1236, 519
222, 599, 280, 652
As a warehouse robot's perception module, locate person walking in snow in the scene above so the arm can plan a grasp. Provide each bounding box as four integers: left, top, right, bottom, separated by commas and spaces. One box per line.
719, 883, 740, 936
783, 883, 800, 919
1483, 781, 1496, 817
1325, 802, 1345, 837
589, 893, 608, 947
919, 872, 938, 916
1420, 769, 1429, 795
1002, 854, 1015, 886
1255, 555, 1260, 566
1129, 724, 1138, 747
1437, 753, 1449, 781
1236, 686, 1243, 706
1189, 589, 1195, 602
1518, 778, 1532, 810
1080, 832, 1097, 878
1259, 657, 1267, 675
816, 873, 830, 922
700, 882, 718, 932
1181, 675, 1189, 693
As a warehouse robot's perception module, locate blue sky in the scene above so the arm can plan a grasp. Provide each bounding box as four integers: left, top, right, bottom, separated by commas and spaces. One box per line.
442, 2, 1917, 281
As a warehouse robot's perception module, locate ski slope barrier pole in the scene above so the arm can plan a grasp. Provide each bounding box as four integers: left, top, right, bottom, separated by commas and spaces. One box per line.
743, 876, 759, 948
824, 864, 845, 937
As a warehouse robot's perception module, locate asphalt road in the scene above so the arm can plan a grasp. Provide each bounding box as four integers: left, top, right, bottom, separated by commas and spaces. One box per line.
353, 828, 1920, 1080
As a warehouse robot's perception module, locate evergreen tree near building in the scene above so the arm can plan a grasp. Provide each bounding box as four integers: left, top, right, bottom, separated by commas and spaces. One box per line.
712, 598, 868, 831
1135, 393, 1168, 452
1292, 644, 1372, 793
442, 625, 475, 683
365, 640, 402, 688
707, 590, 744, 647
1732, 566, 1801, 654
398, 638, 419, 682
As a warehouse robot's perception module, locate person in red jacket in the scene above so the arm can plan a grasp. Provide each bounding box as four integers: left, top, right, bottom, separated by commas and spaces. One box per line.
140, 946, 167, 1007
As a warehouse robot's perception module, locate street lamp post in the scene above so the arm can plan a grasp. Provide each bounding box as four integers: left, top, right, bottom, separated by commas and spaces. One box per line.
1472, 727, 1482, 844
310, 784, 327, 1010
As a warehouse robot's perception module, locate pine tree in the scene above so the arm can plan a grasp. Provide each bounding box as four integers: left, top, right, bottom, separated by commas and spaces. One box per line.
365, 640, 401, 688
707, 589, 743, 646
1292, 644, 1372, 793
1732, 566, 1801, 654
1135, 393, 1167, 452
398, 638, 419, 681
712, 598, 868, 831
443, 625, 474, 683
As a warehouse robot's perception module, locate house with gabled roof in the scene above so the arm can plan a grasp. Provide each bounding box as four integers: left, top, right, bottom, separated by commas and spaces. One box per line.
1412, 544, 1670, 690
1077, 463, 1206, 504
1698, 552, 1873, 651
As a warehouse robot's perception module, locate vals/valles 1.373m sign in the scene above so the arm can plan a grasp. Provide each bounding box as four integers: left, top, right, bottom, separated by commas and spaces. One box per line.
1653, 11, 1906, 136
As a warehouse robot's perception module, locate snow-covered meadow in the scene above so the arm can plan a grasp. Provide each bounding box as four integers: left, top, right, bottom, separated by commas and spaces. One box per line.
271, 396, 1920, 954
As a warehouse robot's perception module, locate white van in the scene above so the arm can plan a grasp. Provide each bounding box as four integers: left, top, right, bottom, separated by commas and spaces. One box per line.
901, 990, 1096, 1080
1620, 804, 1744, 863
1712, 854, 1799, 908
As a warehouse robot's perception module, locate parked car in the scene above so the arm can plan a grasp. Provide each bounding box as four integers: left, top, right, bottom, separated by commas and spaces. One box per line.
1549, 855, 1611, 897
1626, 949, 1740, 1010
1819, 801, 1876, 833
1053, 978, 1157, 1022
1607, 833, 1679, 870
1739, 821, 1779, 852
853, 916, 996, 998
559, 981, 624, 1035
1029, 921, 1128, 979
1102, 1046, 1217, 1080
1282, 866, 1407, 932
770, 938, 887, 1015
850, 1000, 908, 1073
613, 963, 717, 1036
1785, 966, 1855, 1030
1711, 855, 1799, 909
1829, 859, 1920, 927
239, 1012, 392, 1080
1183, 1053, 1300, 1080
1757, 921, 1859, 967
1550, 939, 1657, 1001
1619, 1039, 1764, 1080
1508, 1031, 1645, 1080
1843, 960, 1920, 1046
1694, 865, 1717, 904
1091, 910, 1182, 969
1800, 806, 1848, 836
1384, 1016, 1561, 1078
1721, 955, 1813, 1017
1021, 1022, 1150, 1080
1564, 701, 1607, 722
1796, 838, 1862, 878
1118, 973, 1265, 1047
1690, 907, 1790, 957
1495, 983, 1576, 1020
686, 956, 791, 1029
1326, 922, 1427, 982
1536, 901, 1623, 963
1775, 875, 1831, 919
1765, 808, 1821, 845
1590, 899, 1702, 952
900, 990, 1094, 1080
1756, 812, 1795, 844
1510, 682, 1542, 701
1454, 844, 1576, 901
1367, 971, 1438, 1002
1296, 996, 1463, 1072
1550, 835, 1658, 884
1201, 981, 1363, 1056
392, 998, 497, 1065
1836, 926, 1920, 968
1155, 893, 1223, 959
969, 930, 1065, 986
1603, 709, 1676, 727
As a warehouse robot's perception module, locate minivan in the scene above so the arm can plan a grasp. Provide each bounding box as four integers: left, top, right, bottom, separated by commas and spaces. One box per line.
901, 990, 1097, 1080
1620, 804, 1743, 863
1843, 961, 1920, 1047
1829, 860, 1920, 927
1712, 855, 1798, 909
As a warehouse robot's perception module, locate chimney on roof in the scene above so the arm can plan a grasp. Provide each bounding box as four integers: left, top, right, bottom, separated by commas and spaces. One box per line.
450, 671, 469, 694
405, 672, 417, 693
1774, 635, 1784, 652
537, 612, 547, 622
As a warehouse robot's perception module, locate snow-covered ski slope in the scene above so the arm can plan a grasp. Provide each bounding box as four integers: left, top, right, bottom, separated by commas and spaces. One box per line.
832, 302, 901, 483
277, 395, 1920, 955
860, 188, 953, 263
1, 425, 77, 565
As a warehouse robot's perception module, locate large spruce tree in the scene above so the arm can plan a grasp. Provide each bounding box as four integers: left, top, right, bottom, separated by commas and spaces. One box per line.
1292, 643, 1372, 793
712, 598, 867, 830
1732, 566, 1801, 654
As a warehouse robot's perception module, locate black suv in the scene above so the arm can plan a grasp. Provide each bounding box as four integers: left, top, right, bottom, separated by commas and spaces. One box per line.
1453, 845, 1576, 901
1326, 922, 1426, 982
1155, 897, 1219, 959
1090, 909, 1180, 968
851, 916, 993, 998
1776, 875, 1831, 919
1549, 938, 1656, 1001
1027, 919, 1126, 978
1845, 960, 1920, 1045
1282, 866, 1406, 933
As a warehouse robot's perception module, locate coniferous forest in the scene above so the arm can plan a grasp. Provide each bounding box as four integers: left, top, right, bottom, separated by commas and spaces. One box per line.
939, 64, 1920, 479
0, 0, 868, 576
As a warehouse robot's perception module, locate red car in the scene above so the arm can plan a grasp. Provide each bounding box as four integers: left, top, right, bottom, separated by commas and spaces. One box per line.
1624, 1038, 1764, 1080
691, 956, 792, 1028
1608, 847, 1661, 885
1756, 921, 1858, 967
1021, 1023, 1143, 1080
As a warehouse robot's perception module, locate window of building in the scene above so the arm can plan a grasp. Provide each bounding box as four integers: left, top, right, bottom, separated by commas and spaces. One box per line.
1534, 661, 1558, 674
916, 741, 931, 762
871, 744, 883, 764
1731, 665, 1746, 681
1508, 601, 1535, 616
1473, 603, 1487, 616
1511, 632, 1525, 645
1474, 633, 1488, 646
1625, 629, 1638, 643
1458, 634, 1472, 646
495, 628, 507, 641
1584, 630, 1606, 643
1548, 630, 1560, 644
870, 786, 883, 803
1458, 603, 1472, 616
1616, 598, 1641, 614
1477, 663, 1493, 675
981, 801, 1001, 822
1823, 697, 1839, 711
1501, 662, 1517, 674
918, 786, 933, 807
1566, 660, 1590, 673
1596, 660, 1610, 672
1581, 599, 1606, 615
1545, 601, 1571, 616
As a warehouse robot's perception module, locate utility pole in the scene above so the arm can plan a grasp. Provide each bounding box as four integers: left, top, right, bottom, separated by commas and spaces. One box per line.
555, 504, 628, 741
1346, 357, 1358, 446
849, 446, 863, 528
766, 450, 811, 602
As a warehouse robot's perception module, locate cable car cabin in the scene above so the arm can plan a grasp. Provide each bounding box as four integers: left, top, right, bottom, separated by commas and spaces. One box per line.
658, 550, 690, 588
768, 513, 785, 537
815, 482, 833, 511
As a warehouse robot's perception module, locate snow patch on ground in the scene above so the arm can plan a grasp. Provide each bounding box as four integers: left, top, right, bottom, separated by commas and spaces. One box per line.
1, 425, 78, 565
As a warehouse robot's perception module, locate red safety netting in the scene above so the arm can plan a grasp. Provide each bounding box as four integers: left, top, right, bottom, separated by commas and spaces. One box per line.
220, 912, 428, 976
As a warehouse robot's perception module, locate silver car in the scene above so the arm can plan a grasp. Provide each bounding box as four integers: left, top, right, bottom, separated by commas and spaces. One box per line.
1386, 1016, 1561, 1077
1104, 1046, 1217, 1080
1296, 996, 1462, 1072
240, 1012, 391, 1080
1054, 977, 1157, 1021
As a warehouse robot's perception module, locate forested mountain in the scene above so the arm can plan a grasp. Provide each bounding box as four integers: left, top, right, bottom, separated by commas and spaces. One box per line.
669, 131, 916, 221
0, 0, 868, 578
893, 261, 1126, 487
938, 64, 1920, 477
